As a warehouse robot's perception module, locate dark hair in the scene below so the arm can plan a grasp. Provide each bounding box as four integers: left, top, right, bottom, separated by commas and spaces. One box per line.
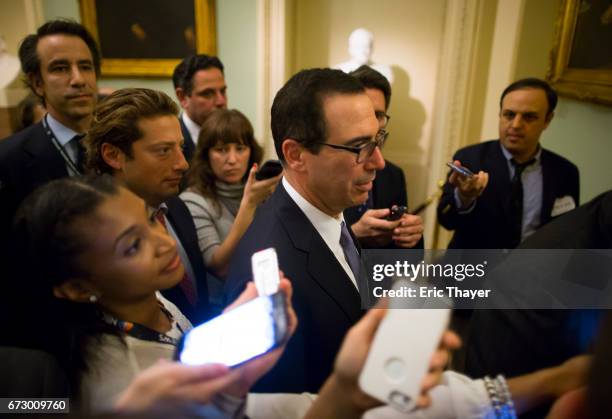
349, 65, 391, 110
271, 68, 365, 161
187, 109, 262, 213
14, 93, 45, 131
12, 175, 121, 394
18, 19, 101, 96
172, 54, 224, 95
500, 78, 558, 117
84, 88, 179, 175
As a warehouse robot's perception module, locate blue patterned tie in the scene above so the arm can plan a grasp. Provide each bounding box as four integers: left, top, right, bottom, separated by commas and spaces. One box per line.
340, 220, 362, 290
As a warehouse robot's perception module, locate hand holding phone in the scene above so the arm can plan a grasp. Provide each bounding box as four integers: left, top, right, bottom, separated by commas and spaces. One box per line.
386, 205, 407, 221
446, 162, 474, 178
358, 308, 451, 412
252, 248, 280, 296
446, 160, 489, 207
177, 291, 290, 367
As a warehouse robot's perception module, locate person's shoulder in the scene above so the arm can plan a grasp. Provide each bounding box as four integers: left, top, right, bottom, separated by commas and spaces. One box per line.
541, 147, 579, 173
0, 123, 45, 159
179, 189, 214, 209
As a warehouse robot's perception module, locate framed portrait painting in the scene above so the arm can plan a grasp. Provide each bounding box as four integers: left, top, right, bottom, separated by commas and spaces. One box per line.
79, 0, 216, 77
547, 0, 612, 105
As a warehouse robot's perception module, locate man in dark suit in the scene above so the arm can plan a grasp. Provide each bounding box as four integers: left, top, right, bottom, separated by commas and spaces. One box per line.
225, 68, 385, 392
465, 190, 611, 418
84, 88, 214, 324
0, 20, 100, 306
437, 78, 579, 249
344, 65, 424, 249
172, 54, 227, 162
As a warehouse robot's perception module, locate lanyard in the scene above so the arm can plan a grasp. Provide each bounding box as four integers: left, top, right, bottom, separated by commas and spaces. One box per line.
102, 304, 184, 346
42, 115, 82, 176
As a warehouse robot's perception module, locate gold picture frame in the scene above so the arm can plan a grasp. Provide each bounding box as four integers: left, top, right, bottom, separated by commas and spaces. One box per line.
79, 0, 216, 77
547, 0, 612, 106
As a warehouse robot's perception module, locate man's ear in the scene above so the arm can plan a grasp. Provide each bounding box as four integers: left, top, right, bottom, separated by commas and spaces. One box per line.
29, 73, 45, 98
53, 279, 97, 303
281, 139, 306, 172
175, 87, 188, 108
101, 143, 125, 171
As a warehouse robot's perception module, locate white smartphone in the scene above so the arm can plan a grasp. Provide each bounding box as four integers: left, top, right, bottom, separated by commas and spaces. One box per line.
252, 248, 280, 296
177, 292, 289, 367
359, 308, 450, 412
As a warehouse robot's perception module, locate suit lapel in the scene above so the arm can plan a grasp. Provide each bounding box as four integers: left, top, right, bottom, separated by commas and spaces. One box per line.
539, 150, 556, 224
23, 124, 68, 185
485, 142, 513, 218
180, 117, 195, 162
275, 185, 363, 323
165, 197, 210, 305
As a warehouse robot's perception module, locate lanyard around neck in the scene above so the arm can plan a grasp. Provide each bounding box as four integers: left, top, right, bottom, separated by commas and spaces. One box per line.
43, 115, 82, 176
102, 304, 184, 346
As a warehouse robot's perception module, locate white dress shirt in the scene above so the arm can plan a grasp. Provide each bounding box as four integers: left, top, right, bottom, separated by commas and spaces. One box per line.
282, 177, 358, 290
181, 112, 201, 146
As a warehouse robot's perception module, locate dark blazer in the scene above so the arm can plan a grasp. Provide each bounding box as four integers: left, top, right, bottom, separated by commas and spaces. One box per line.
344, 160, 424, 250
437, 140, 580, 249
224, 183, 365, 393
162, 197, 215, 324
180, 117, 196, 163
465, 191, 610, 419
0, 123, 69, 231
0, 123, 70, 283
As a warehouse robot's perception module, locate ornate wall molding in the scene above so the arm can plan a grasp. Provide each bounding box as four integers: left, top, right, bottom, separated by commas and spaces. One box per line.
256, 0, 288, 160
426, 0, 487, 248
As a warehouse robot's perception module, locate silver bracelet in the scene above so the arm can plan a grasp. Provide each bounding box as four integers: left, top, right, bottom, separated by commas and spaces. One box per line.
484, 375, 517, 419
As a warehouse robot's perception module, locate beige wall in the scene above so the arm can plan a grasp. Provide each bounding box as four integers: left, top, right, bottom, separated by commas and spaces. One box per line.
0, 0, 31, 55
291, 0, 447, 209
513, 0, 612, 202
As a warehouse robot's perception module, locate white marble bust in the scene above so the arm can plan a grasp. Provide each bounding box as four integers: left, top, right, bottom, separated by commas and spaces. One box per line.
335, 28, 393, 83
0, 36, 21, 90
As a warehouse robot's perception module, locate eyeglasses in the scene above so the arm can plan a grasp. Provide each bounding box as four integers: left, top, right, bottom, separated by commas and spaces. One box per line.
375, 111, 391, 129
316, 130, 389, 163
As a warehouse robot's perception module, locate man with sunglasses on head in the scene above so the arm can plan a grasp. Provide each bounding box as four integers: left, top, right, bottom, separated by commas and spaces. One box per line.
225, 68, 385, 393
345, 65, 424, 249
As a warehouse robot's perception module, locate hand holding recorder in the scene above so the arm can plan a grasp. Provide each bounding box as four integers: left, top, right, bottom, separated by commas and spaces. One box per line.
351, 208, 402, 247
447, 160, 489, 208
242, 161, 282, 211
351, 206, 423, 248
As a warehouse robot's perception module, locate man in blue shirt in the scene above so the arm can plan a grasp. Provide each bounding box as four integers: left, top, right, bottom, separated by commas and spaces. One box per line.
437, 78, 579, 249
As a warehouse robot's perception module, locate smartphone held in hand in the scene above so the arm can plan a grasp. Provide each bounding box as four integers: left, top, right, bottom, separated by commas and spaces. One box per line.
386, 205, 407, 221
255, 160, 283, 180
446, 162, 474, 178
252, 248, 281, 297
359, 308, 450, 412
177, 291, 289, 367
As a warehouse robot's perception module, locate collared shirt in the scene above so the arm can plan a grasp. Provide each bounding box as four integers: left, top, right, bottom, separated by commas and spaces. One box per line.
282, 177, 358, 290
46, 113, 81, 174
150, 204, 198, 292
181, 113, 201, 147
499, 142, 543, 241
